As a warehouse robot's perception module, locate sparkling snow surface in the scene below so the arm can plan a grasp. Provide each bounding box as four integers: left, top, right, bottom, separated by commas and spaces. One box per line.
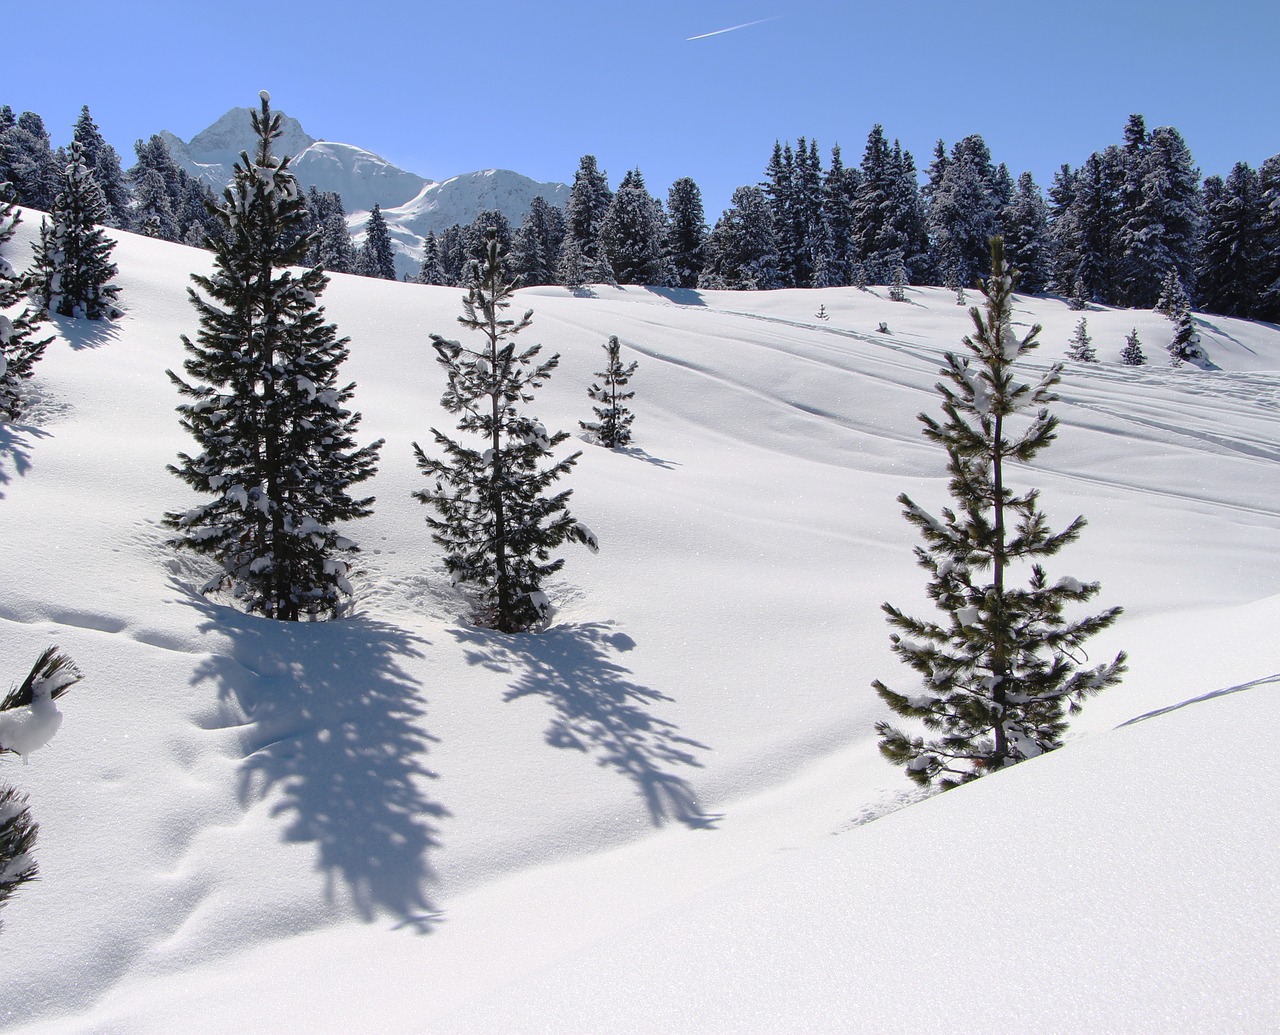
1, 220, 1278, 1033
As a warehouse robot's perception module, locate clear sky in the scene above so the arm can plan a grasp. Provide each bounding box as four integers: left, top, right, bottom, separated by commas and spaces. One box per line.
8, 0, 1278, 218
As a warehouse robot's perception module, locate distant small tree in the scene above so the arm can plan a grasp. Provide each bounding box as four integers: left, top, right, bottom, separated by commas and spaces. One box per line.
356, 203, 397, 280
1154, 268, 1190, 320
30, 141, 122, 320
888, 251, 908, 302
416, 230, 448, 285
0, 183, 52, 419
580, 335, 638, 448
1120, 328, 1146, 366
1068, 276, 1089, 311
1066, 317, 1097, 362
0, 646, 82, 930
413, 231, 598, 632
1167, 309, 1206, 366
873, 237, 1125, 789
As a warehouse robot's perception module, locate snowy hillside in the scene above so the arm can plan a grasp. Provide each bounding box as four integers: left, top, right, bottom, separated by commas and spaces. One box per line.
2, 219, 1279, 1032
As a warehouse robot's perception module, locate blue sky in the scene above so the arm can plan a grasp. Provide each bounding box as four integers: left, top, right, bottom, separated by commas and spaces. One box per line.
9, 0, 1278, 217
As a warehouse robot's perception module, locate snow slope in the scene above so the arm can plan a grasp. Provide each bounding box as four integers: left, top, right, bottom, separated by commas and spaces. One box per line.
1, 220, 1278, 1032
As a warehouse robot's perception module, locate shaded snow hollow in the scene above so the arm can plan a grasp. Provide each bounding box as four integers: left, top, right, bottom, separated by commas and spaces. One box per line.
1, 218, 1278, 1033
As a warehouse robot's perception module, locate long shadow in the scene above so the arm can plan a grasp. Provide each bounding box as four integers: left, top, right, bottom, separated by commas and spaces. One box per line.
184, 590, 448, 931
0, 421, 48, 497
614, 445, 681, 470
451, 622, 718, 829
643, 286, 707, 307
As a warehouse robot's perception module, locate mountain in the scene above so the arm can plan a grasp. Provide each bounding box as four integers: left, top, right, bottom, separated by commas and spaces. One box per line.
160, 107, 569, 278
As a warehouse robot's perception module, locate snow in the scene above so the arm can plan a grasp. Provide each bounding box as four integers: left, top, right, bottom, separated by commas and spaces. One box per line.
1, 218, 1279, 1032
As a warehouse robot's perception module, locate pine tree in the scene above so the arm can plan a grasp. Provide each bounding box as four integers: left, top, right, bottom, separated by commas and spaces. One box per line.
1066, 317, 1097, 362
600, 169, 672, 286
510, 197, 565, 288
0, 111, 61, 213
873, 237, 1125, 788
928, 135, 1001, 291
1196, 163, 1264, 318
356, 203, 397, 279
1068, 276, 1089, 311
1154, 268, 1190, 320
0, 183, 52, 419
29, 141, 121, 320
1257, 154, 1280, 322
580, 335, 638, 448
888, 251, 908, 302
0, 646, 82, 930
1167, 308, 1206, 366
165, 93, 383, 621
557, 234, 588, 290
72, 106, 130, 229
666, 177, 708, 289
413, 231, 597, 632
699, 186, 781, 290
1120, 328, 1146, 366
564, 155, 613, 269
1001, 172, 1053, 294
416, 230, 448, 285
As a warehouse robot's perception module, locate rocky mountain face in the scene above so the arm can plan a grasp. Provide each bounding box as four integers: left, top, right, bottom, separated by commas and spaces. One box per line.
160, 107, 569, 279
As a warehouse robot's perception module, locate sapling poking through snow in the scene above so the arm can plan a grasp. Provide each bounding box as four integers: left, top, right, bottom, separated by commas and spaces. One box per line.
580, 335, 638, 448
414, 230, 598, 633
0, 646, 82, 928
873, 237, 1125, 789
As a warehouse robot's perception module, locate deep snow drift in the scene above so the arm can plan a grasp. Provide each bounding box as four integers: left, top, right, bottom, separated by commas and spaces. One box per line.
1, 220, 1278, 1033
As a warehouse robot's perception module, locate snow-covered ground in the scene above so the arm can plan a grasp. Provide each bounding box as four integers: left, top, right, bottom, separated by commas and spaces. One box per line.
2, 220, 1278, 1032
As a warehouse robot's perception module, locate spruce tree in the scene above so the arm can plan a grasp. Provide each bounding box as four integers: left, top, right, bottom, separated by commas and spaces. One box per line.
564, 155, 613, 270
165, 93, 383, 621
0, 183, 52, 419
1154, 268, 1191, 320
1001, 171, 1052, 295
357, 203, 397, 279
72, 106, 130, 230
1167, 308, 1206, 366
1120, 328, 1146, 366
0, 646, 82, 930
580, 335, 638, 448
1196, 164, 1264, 318
666, 177, 708, 289
873, 237, 1125, 788
413, 230, 597, 632
698, 185, 781, 290
417, 230, 448, 285
1066, 317, 1097, 362
30, 141, 121, 320
600, 169, 672, 286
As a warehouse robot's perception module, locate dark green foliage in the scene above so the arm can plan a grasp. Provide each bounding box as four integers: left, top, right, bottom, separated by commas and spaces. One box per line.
1066, 317, 1097, 362
417, 230, 448, 285
510, 197, 565, 288
1166, 308, 1206, 366
0, 111, 61, 212
666, 177, 708, 289
601, 168, 672, 286
165, 94, 383, 621
580, 335, 638, 448
0, 646, 83, 929
564, 155, 613, 269
414, 231, 597, 633
927, 135, 1001, 291
29, 141, 121, 320
1001, 172, 1052, 295
874, 238, 1125, 788
0, 183, 52, 419
699, 185, 781, 290
72, 106, 130, 229
1120, 328, 1146, 366
357, 203, 397, 279
129, 135, 221, 247
1197, 164, 1265, 318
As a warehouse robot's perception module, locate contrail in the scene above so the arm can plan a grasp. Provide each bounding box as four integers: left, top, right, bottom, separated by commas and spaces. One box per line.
686, 17, 778, 41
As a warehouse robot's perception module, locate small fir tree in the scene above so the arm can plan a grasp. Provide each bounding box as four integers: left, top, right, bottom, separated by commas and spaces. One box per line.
0, 646, 82, 930
888, 251, 908, 302
0, 183, 52, 420
1066, 317, 1097, 362
873, 238, 1125, 789
29, 141, 121, 320
580, 335, 638, 448
165, 93, 383, 621
1068, 275, 1089, 311
1120, 328, 1146, 366
357, 203, 397, 280
1167, 308, 1206, 367
414, 231, 598, 632
1154, 268, 1191, 321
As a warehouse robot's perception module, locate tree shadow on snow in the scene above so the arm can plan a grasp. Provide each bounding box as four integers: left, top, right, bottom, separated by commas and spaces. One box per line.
0, 421, 48, 497
613, 445, 680, 470
1118, 672, 1280, 728
643, 286, 707, 307
451, 621, 718, 829
184, 591, 448, 932
48, 314, 121, 351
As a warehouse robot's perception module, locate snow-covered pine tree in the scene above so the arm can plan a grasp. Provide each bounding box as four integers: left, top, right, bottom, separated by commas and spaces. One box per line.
600, 169, 672, 286
72, 106, 131, 230
414, 230, 597, 632
1066, 316, 1097, 362
417, 230, 448, 285
666, 177, 708, 289
873, 237, 1125, 788
0, 183, 52, 420
0, 646, 82, 930
29, 141, 121, 320
1167, 307, 1206, 367
557, 234, 587, 291
1068, 275, 1089, 311
1154, 268, 1191, 320
888, 251, 908, 302
699, 185, 781, 290
356, 203, 397, 279
580, 335, 638, 448
165, 93, 383, 621
1120, 328, 1146, 366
